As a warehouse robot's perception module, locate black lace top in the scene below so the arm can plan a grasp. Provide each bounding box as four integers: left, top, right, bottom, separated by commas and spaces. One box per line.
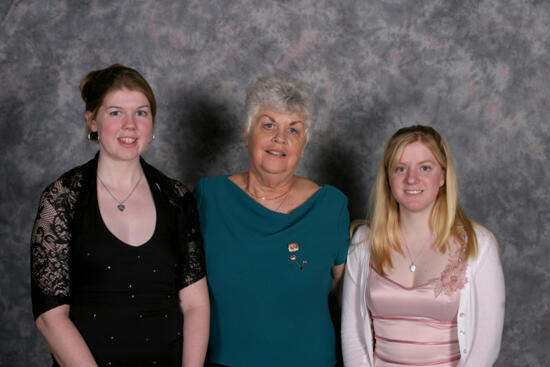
30, 154, 206, 320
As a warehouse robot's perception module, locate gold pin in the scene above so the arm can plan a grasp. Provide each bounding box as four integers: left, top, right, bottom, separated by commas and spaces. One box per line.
287, 242, 299, 252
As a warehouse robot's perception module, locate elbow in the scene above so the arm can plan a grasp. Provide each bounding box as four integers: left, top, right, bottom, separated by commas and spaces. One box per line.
35, 316, 44, 332
35, 313, 56, 334
35, 305, 70, 334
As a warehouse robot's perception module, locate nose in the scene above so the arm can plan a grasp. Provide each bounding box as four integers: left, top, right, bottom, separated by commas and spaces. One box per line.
405, 169, 418, 183
272, 130, 287, 144
123, 114, 137, 130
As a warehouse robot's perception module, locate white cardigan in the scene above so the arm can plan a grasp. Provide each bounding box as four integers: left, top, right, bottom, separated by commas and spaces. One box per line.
341, 225, 505, 367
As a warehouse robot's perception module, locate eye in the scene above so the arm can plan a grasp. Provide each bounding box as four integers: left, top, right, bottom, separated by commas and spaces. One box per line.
420, 165, 432, 172
395, 166, 406, 173
109, 110, 121, 116
289, 127, 299, 135
263, 123, 274, 130
136, 110, 148, 117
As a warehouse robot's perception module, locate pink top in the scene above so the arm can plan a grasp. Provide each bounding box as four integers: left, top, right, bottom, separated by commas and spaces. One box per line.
366, 267, 461, 366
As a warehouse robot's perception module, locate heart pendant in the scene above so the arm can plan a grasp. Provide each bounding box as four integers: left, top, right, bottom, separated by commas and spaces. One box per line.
117, 204, 125, 211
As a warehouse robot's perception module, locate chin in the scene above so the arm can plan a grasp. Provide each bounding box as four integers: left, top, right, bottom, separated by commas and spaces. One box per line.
400, 203, 435, 215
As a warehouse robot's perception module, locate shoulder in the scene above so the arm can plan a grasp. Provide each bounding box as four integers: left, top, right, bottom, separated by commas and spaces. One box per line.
308, 180, 348, 206
198, 175, 230, 188
306, 183, 348, 218
227, 172, 246, 189
347, 222, 370, 265
351, 222, 370, 247
473, 223, 498, 251
470, 223, 501, 266
195, 175, 231, 196
141, 159, 192, 205
41, 157, 96, 199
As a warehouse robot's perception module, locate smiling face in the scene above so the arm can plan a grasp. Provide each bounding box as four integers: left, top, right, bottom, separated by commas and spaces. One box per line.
244, 108, 307, 178
389, 140, 445, 216
86, 88, 153, 163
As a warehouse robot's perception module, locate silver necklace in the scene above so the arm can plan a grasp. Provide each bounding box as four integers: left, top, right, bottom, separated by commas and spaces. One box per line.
402, 238, 431, 272
97, 173, 143, 212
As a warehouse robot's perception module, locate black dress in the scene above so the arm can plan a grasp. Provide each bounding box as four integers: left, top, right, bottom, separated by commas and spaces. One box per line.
30, 155, 206, 367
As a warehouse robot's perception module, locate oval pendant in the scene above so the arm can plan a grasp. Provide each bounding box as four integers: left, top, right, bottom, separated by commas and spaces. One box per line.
409, 263, 416, 272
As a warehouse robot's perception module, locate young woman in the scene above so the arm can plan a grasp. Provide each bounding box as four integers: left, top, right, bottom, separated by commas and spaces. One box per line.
30, 64, 209, 366
342, 125, 505, 366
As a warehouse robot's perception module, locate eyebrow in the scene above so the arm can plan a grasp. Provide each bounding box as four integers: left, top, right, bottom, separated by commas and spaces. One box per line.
260, 114, 304, 125
397, 159, 437, 165
105, 105, 151, 109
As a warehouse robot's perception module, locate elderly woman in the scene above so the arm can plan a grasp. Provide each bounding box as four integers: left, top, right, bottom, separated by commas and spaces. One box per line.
31, 64, 209, 366
342, 125, 505, 366
194, 74, 350, 366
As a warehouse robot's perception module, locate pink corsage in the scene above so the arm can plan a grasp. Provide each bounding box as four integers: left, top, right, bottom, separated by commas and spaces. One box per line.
434, 245, 468, 298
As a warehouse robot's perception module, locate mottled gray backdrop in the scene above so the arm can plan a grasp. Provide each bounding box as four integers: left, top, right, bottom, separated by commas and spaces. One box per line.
1, 0, 549, 366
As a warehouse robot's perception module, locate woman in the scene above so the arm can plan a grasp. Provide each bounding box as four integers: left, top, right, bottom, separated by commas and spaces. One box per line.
31, 64, 209, 366
341, 125, 505, 366
194, 74, 350, 366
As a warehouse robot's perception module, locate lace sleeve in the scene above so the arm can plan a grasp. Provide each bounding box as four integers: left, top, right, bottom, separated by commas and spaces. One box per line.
173, 182, 206, 289
30, 178, 79, 319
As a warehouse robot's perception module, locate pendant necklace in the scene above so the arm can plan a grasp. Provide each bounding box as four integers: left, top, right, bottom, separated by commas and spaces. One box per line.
97, 173, 143, 212
402, 238, 432, 273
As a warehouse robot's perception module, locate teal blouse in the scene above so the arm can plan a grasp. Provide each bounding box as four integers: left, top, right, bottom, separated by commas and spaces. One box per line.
194, 175, 350, 367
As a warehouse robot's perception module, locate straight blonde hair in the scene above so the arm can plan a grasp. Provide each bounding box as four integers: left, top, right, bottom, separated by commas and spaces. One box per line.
354, 125, 478, 275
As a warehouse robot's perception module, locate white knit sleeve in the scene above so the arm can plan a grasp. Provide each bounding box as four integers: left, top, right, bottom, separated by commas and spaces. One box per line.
460, 226, 505, 366
341, 225, 372, 367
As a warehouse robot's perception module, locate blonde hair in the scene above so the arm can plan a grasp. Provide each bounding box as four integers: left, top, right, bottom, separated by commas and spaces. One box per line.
357, 125, 478, 274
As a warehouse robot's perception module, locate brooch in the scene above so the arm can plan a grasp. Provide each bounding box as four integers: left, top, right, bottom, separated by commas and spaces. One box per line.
287, 242, 307, 270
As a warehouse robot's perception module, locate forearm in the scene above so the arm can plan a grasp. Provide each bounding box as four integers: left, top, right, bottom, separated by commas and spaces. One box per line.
331, 263, 346, 303
182, 304, 210, 367
179, 277, 210, 367
36, 306, 97, 367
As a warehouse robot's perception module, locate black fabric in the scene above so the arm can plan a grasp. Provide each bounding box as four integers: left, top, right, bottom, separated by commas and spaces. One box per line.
30, 153, 206, 365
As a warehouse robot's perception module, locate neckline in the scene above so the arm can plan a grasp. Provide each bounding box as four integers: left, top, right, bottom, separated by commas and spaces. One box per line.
224, 175, 324, 215
369, 265, 438, 290
94, 173, 158, 249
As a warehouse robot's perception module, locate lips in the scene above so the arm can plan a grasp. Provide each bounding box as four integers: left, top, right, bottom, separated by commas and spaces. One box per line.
118, 137, 137, 145
405, 189, 423, 194
266, 149, 286, 157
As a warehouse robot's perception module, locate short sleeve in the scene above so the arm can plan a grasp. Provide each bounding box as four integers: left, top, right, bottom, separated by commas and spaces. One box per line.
30, 180, 75, 319
193, 178, 204, 208
335, 191, 350, 265
175, 188, 206, 289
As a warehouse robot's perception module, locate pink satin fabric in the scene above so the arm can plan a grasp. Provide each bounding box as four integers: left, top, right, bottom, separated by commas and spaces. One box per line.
366, 267, 461, 366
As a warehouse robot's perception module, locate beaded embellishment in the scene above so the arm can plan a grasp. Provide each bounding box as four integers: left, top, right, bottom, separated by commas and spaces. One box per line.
434, 244, 468, 298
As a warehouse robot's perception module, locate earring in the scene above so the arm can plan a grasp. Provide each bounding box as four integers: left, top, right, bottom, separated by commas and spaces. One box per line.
87, 131, 99, 141
151, 134, 156, 140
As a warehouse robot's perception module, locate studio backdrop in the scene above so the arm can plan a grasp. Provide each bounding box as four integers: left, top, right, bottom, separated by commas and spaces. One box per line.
1, 1, 549, 366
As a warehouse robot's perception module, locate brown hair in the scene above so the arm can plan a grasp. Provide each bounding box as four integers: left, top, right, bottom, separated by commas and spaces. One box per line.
80, 64, 156, 140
